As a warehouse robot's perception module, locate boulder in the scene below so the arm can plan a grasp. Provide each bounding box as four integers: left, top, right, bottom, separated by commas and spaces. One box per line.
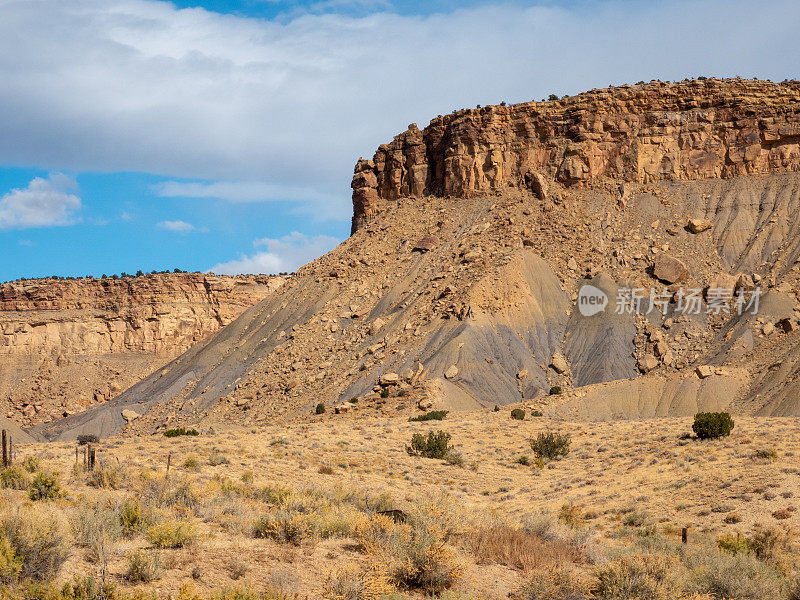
695, 365, 714, 379
121, 409, 141, 422
413, 235, 438, 252
444, 365, 459, 379
653, 254, 688, 284
379, 372, 400, 386
550, 353, 568, 374
687, 218, 713, 233
638, 355, 659, 373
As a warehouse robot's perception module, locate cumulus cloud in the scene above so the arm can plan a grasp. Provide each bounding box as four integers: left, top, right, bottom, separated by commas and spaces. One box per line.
0, 0, 798, 221
0, 173, 81, 230
157, 219, 195, 232
209, 231, 339, 275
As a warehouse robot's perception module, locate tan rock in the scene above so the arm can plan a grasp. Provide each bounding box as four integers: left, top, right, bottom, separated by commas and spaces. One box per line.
550, 353, 568, 374
687, 218, 713, 233
379, 372, 400, 386
653, 254, 688, 284
696, 365, 714, 379
638, 355, 659, 373
444, 365, 459, 379
121, 409, 141, 422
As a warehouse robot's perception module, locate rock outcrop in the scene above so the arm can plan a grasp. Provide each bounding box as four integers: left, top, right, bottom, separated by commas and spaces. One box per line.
0, 273, 280, 425
352, 78, 800, 232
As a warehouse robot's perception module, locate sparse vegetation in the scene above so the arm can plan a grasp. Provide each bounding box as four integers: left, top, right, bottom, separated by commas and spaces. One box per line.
406, 430, 457, 462
692, 412, 734, 439
315, 402, 326, 414
530, 432, 571, 461
28, 472, 62, 501
511, 408, 525, 420
146, 520, 196, 548
163, 427, 199, 438
409, 410, 448, 422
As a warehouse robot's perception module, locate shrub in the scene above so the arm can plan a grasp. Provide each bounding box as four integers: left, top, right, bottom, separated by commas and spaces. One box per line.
689, 550, 785, 599
315, 403, 326, 415
163, 427, 199, 438
531, 410, 543, 417
409, 410, 448, 422
517, 456, 531, 466
530, 432, 571, 461
717, 534, 750, 556
125, 549, 161, 583
406, 431, 455, 460
558, 505, 584, 529
0, 507, 70, 580
253, 511, 310, 545
209, 452, 229, 466
183, 456, 200, 470
146, 520, 196, 548
692, 412, 734, 439
119, 498, 143, 537
20, 456, 41, 474
28, 472, 62, 501
0, 536, 21, 584
511, 408, 525, 420
752, 447, 778, 462
0, 466, 30, 491
517, 566, 593, 599
77, 435, 99, 445
86, 463, 125, 489
549, 386, 562, 395
593, 553, 681, 600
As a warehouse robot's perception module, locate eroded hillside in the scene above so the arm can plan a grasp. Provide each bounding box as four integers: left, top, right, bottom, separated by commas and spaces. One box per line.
28, 78, 800, 441
0, 273, 280, 426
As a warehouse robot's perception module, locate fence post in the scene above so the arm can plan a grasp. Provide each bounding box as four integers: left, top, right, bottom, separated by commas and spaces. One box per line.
682, 527, 688, 544
166, 452, 172, 478
1, 430, 6, 468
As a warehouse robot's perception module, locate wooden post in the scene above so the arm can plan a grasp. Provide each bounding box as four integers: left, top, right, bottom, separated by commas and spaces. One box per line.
8, 437, 11, 465
75, 445, 79, 464
2, 430, 6, 468
682, 527, 688, 544
88, 446, 96, 472
166, 452, 172, 478
83, 446, 87, 469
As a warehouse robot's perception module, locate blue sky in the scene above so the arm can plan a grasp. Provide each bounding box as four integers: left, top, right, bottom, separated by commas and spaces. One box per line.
0, 0, 798, 280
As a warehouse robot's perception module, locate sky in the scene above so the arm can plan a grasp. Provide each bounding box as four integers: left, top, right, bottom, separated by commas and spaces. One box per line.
0, 0, 798, 280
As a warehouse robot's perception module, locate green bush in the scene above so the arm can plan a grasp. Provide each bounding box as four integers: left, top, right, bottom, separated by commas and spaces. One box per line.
406, 431, 455, 461
549, 386, 562, 395
409, 410, 448, 422
510, 408, 525, 421
163, 427, 199, 438
77, 435, 99, 446
315, 403, 326, 415
28, 472, 62, 501
692, 412, 734, 440
530, 432, 571, 461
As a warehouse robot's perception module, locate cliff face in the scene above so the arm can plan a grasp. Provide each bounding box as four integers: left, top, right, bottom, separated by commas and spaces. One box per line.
0, 274, 279, 356
0, 273, 281, 425
352, 78, 800, 231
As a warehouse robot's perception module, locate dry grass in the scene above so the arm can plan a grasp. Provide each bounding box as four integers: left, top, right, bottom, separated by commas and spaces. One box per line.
465, 524, 584, 571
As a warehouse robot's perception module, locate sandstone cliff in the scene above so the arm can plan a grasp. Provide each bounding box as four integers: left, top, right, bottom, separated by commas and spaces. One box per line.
0, 273, 280, 425
352, 78, 800, 231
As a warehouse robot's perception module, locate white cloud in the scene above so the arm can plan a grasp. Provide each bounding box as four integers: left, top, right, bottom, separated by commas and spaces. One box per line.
157, 219, 195, 232
155, 180, 339, 204
208, 231, 339, 274
0, 0, 798, 222
0, 173, 81, 230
